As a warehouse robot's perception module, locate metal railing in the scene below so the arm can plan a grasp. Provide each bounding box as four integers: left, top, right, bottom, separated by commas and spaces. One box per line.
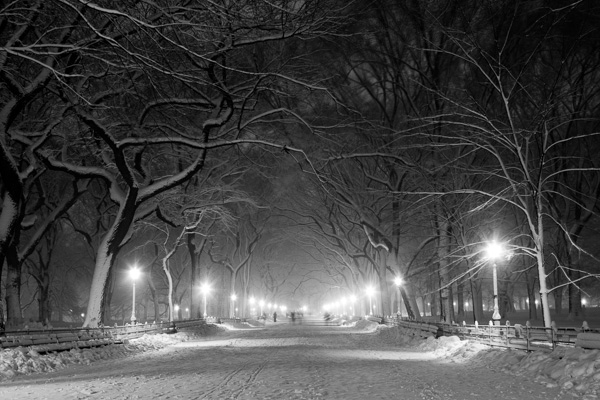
0, 319, 207, 352
386, 317, 592, 351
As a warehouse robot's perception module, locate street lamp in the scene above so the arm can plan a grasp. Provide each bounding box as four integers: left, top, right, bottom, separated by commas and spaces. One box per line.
129, 265, 141, 324
486, 240, 504, 326
174, 304, 180, 320
394, 277, 403, 318
249, 296, 256, 318
365, 285, 375, 315
200, 282, 211, 318
259, 299, 265, 317
230, 293, 237, 318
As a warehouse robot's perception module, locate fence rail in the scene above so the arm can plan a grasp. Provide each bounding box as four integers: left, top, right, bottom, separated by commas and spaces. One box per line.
0, 319, 207, 353
4, 316, 599, 354
387, 317, 598, 351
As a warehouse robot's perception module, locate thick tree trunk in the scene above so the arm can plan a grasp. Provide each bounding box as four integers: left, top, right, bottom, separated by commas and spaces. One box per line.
535, 231, 552, 327
5, 248, 23, 327
402, 286, 421, 320
187, 234, 202, 319
102, 268, 116, 324
83, 190, 138, 328
84, 250, 114, 327
0, 129, 26, 329
526, 274, 538, 321
375, 251, 390, 317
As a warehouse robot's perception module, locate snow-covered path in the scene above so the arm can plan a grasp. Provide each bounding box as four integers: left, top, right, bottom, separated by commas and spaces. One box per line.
0, 321, 565, 399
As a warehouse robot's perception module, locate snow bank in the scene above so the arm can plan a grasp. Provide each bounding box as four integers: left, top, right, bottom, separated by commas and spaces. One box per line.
371, 324, 600, 397
471, 345, 600, 396
0, 324, 226, 381
350, 319, 379, 332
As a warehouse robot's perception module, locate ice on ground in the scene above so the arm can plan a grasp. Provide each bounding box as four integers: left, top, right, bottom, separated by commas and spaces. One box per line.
2, 321, 600, 398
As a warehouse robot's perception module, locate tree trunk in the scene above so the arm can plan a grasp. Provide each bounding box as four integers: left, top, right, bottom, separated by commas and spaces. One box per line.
38, 269, 51, 323
402, 286, 421, 320
469, 271, 484, 323
229, 269, 237, 318
376, 250, 390, 317
436, 210, 453, 324
187, 234, 202, 319
567, 244, 583, 319
102, 268, 115, 325
163, 260, 175, 325
568, 268, 582, 319
5, 249, 23, 327
83, 190, 138, 328
526, 271, 538, 321
499, 273, 515, 319
553, 289, 563, 316
456, 282, 465, 323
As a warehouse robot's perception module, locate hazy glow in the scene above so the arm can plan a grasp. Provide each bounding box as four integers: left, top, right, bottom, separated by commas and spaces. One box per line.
485, 241, 504, 260
129, 266, 141, 280
200, 282, 211, 293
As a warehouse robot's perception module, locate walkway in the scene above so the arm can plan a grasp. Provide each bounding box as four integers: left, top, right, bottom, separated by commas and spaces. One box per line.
0, 318, 564, 399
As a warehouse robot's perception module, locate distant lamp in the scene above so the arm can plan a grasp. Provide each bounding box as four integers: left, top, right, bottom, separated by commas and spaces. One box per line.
129, 265, 141, 324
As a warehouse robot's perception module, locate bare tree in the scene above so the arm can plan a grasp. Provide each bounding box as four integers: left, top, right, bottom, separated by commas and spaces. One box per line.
0, 1, 348, 327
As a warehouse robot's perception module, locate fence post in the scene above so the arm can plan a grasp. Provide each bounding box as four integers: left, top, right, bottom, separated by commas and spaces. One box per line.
526, 321, 531, 351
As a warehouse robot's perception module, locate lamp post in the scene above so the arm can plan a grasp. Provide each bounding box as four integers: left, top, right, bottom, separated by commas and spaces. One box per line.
366, 285, 375, 316
349, 294, 357, 317
249, 296, 255, 318
129, 266, 141, 324
200, 282, 211, 318
394, 277, 403, 318
230, 293, 237, 318
259, 299, 265, 317
486, 241, 504, 326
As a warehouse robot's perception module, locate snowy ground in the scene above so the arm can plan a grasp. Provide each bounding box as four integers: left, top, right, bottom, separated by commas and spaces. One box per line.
0, 318, 597, 399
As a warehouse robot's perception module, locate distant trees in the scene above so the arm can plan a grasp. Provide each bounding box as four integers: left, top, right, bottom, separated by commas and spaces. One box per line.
307, 0, 600, 327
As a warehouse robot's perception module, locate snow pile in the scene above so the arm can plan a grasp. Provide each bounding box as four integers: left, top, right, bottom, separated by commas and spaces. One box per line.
373, 324, 600, 397
416, 335, 491, 361
0, 324, 226, 381
220, 320, 264, 330
350, 319, 379, 332
372, 323, 421, 346
244, 319, 266, 327
471, 345, 600, 397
